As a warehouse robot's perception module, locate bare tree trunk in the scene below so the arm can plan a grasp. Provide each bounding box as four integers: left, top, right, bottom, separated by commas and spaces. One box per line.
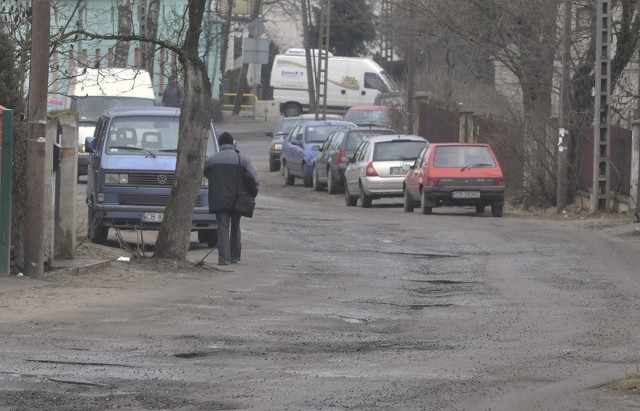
113, 0, 133, 67
141, 0, 160, 80
301, 0, 316, 114
154, 0, 213, 260
232, 0, 262, 115
218, 0, 234, 100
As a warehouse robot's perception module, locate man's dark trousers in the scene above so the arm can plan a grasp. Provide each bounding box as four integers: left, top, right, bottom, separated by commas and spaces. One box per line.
216, 211, 241, 264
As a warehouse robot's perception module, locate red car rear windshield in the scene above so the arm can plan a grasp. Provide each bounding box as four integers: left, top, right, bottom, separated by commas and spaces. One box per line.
434, 146, 496, 168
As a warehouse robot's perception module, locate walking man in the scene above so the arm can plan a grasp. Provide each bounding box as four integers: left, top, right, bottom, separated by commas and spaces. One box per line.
204, 132, 259, 266
162, 75, 183, 107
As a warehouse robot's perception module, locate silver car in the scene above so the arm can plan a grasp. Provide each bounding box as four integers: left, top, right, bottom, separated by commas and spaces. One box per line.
343, 134, 428, 207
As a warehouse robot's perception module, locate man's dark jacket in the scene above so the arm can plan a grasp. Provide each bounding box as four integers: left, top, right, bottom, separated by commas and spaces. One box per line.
204, 144, 259, 213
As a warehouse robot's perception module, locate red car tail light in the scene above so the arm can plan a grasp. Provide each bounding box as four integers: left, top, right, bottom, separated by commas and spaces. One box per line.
365, 162, 378, 176
336, 150, 347, 165
425, 176, 438, 186
496, 175, 505, 186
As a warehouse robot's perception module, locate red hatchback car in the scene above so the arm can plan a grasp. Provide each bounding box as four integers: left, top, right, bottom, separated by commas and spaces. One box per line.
403, 143, 505, 217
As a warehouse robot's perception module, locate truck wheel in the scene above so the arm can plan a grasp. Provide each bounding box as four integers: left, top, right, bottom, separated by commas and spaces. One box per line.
313, 168, 324, 191
360, 183, 372, 208
302, 164, 313, 187
198, 229, 218, 247
283, 103, 302, 117
491, 204, 503, 217
420, 190, 432, 215
269, 157, 279, 172
283, 163, 295, 185
344, 182, 357, 206
327, 168, 340, 194
403, 189, 414, 212
87, 206, 108, 245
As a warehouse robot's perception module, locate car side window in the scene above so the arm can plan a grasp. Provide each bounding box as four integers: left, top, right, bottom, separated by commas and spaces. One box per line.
332, 132, 344, 150
414, 147, 427, 169
324, 133, 337, 150
356, 142, 369, 162
352, 142, 364, 162
287, 126, 299, 142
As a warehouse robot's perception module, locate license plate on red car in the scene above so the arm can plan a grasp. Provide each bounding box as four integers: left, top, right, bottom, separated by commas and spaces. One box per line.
390, 167, 405, 175
452, 191, 480, 199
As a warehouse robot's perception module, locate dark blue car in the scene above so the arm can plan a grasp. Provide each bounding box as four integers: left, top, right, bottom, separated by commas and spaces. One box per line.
280, 120, 355, 187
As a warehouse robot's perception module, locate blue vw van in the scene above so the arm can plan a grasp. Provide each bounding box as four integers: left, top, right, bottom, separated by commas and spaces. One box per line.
84, 106, 218, 246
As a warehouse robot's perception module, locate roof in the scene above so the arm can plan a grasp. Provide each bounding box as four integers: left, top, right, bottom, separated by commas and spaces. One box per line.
365, 134, 428, 143
303, 120, 356, 127
102, 106, 180, 117
346, 105, 390, 112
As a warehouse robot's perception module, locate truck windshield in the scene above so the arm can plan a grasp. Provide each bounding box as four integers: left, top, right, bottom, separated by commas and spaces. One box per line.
72, 96, 155, 122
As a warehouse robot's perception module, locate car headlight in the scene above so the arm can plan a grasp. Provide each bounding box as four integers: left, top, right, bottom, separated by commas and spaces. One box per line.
271, 143, 282, 151
105, 173, 129, 184
202, 176, 209, 187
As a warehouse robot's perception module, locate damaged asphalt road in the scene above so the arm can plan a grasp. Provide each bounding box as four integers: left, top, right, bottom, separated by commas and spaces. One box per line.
1, 127, 640, 410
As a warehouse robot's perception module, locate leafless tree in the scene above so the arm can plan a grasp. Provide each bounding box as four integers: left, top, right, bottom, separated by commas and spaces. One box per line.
113, 0, 133, 67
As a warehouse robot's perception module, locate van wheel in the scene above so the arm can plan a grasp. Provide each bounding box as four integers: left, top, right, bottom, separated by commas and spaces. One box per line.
283, 163, 295, 185
87, 206, 108, 245
198, 229, 218, 247
491, 204, 503, 217
283, 103, 302, 117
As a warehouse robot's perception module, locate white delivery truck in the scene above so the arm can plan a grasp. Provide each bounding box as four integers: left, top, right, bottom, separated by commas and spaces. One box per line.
269, 48, 397, 117
64, 67, 156, 178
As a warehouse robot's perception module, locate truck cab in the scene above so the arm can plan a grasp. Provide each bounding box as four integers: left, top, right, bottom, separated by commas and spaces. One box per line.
84, 106, 218, 246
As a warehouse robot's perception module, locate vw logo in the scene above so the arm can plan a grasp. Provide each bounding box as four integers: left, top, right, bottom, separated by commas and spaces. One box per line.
157, 174, 168, 185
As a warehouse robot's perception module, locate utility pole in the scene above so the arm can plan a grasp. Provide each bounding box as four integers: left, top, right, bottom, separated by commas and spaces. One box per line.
301, 0, 316, 115
556, 0, 570, 212
406, 2, 416, 134
592, 0, 611, 212
24, 1, 50, 277
315, 0, 330, 120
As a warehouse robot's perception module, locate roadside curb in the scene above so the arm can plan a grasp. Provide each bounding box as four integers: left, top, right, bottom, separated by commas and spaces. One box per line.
47, 259, 112, 277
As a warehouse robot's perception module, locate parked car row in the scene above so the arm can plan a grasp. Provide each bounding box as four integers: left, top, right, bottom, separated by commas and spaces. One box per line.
266, 114, 343, 172
267, 109, 506, 217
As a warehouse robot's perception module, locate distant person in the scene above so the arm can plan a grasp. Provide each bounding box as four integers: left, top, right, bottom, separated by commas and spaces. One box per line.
162, 75, 183, 107
204, 132, 259, 266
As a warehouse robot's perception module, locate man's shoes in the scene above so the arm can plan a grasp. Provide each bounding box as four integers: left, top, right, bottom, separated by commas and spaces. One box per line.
218, 261, 230, 266
230, 258, 239, 264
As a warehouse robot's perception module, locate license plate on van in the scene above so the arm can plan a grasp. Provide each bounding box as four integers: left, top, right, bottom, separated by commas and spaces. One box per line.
452, 191, 480, 199
143, 212, 164, 222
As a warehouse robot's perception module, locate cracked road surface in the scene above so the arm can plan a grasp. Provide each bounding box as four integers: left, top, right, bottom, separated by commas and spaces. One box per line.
1, 130, 640, 410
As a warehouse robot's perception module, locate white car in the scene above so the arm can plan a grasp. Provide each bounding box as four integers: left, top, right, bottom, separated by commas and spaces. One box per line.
343, 134, 428, 207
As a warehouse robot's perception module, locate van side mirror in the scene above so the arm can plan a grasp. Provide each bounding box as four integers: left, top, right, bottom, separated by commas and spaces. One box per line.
85, 136, 97, 153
